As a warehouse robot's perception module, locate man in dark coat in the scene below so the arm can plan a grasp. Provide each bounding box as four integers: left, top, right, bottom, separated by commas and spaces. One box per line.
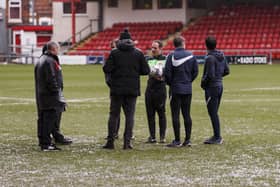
165, 36, 198, 147
201, 36, 230, 144
145, 40, 167, 144
35, 41, 71, 151
103, 29, 150, 149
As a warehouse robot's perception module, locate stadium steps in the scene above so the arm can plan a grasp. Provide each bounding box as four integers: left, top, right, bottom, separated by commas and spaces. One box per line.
67, 21, 183, 57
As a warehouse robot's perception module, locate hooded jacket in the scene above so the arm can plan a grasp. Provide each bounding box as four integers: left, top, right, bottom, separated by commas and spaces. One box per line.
165, 48, 198, 94
35, 53, 66, 110
201, 49, 230, 89
103, 39, 150, 96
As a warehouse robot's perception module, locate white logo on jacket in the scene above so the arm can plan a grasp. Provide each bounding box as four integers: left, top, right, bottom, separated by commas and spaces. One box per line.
172, 55, 194, 67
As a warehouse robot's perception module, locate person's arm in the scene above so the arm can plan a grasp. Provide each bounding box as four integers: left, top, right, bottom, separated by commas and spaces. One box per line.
201, 56, 215, 89
164, 54, 172, 86
45, 60, 59, 94
223, 60, 230, 77
139, 53, 150, 75
191, 57, 199, 82
103, 52, 115, 74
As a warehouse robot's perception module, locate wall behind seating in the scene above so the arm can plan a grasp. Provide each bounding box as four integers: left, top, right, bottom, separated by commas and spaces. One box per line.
103, 0, 207, 28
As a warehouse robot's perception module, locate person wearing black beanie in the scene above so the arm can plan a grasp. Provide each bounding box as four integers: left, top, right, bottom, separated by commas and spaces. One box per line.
119, 29, 132, 40
103, 28, 150, 150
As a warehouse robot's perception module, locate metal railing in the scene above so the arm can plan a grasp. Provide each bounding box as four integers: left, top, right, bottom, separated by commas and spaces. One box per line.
61, 19, 99, 52
0, 44, 42, 64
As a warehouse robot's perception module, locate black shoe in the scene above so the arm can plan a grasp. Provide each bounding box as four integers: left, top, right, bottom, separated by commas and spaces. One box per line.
166, 140, 181, 148
123, 144, 133, 150
182, 140, 191, 147
103, 140, 114, 149
55, 137, 73, 145
145, 137, 157, 143
41, 144, 61, 151
204, 136, 223, 144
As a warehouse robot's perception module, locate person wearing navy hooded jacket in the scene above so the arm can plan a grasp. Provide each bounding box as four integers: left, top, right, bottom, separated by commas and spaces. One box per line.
164, 36, 198, 147
201, 36, 230, 144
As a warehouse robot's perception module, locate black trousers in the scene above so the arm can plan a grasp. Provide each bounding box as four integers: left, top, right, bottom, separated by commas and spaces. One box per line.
107, 96, 120, 137
107, 95, 137, 143
205, 86, 223, 138
38, 109, 58, 146
145, 89, 166, 139
52, 112, 65, 141
170, 94, 192, 142
37, 110, 64, 145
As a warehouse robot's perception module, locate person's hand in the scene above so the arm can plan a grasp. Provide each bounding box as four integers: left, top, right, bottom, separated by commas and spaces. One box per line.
200, 80, 207, 90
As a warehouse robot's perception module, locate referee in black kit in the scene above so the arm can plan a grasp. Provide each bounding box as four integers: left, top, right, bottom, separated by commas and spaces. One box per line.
145, 40, 167, 144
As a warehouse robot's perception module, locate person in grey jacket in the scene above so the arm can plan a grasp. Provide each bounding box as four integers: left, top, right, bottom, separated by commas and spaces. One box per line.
201, 36, 230, 144
165, 36, 198, 147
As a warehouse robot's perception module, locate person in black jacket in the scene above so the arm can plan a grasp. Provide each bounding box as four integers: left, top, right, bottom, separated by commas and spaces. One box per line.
165, 36, 198, 147
103, 29, 150, 150
201, 36, 230, 144
145, 40, 167, 144
38, 44, 72, 146
35, 41, 71, 151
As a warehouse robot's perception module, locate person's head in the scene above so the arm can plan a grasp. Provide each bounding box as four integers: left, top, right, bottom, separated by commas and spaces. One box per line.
110, 38, 118, 49
119, 29, 132, 40
205, 36, 217, 50
173, 36, 185, 49
46, 41, 60, 56
151, 40, 163, 56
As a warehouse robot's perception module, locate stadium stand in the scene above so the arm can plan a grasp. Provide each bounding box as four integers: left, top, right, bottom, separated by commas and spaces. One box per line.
68, 21, 183, 57
163, 5, 280, 59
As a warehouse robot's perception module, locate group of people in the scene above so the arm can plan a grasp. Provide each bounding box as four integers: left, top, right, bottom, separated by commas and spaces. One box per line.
102, 29, 230, 150
34, 29, 229, 151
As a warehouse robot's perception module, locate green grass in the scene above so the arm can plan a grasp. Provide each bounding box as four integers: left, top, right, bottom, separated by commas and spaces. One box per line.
0, 64, 280, 186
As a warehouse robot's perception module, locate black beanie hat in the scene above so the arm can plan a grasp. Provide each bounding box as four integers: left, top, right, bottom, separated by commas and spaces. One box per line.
119, 29, 131, 40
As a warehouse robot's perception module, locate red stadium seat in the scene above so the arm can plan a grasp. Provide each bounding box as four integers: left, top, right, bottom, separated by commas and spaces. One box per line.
177, 5, 280, 59
69, 21, 183, 56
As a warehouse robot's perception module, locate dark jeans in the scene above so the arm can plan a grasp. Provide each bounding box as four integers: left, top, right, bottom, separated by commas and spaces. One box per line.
107, 112, 120, 137
170, 94, 192, 142
38, 109, 58, 147
145, 89, 166, 139
205, 86, 223, 138
37, 110, 64, 145
107, 95, 137, 142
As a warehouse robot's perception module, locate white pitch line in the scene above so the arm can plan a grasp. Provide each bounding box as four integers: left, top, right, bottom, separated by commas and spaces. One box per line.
0, 103, 32, 106
240, 87, 280, 91
67, 97, 108, 103
0, 97, 108, 103
1, 97, 280, 105
0, 97, 34, 102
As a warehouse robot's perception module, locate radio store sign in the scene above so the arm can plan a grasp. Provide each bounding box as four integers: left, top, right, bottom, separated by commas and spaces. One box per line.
228, 55, 267, 64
